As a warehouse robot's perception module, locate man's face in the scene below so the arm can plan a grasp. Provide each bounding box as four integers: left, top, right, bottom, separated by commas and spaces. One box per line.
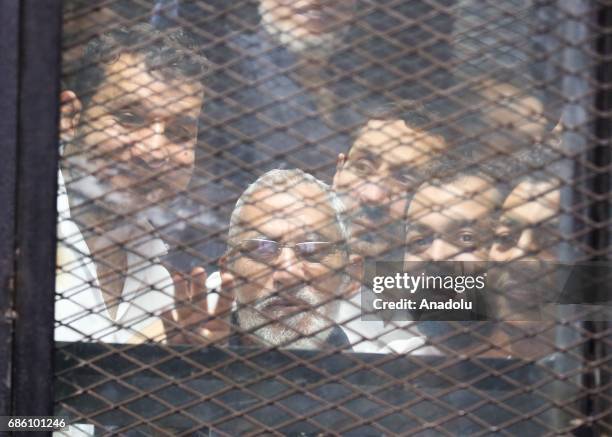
259, 0, 356, 54
480, 80, 548, 146
333, 119, 448, 258
63, 52, 203, 216
490, 180, 561, 263
404, 176, 500, 263
228, 183, 349, 348
401, 176, 499, 327
488, 181, 561, 318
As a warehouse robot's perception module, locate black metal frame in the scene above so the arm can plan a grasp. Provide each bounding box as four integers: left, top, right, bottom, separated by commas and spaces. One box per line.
582, 2, 612, 433
0, 0, 21, 420
0, 0, 63, 431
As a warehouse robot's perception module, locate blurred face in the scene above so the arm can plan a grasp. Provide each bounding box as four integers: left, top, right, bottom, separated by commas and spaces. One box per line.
402, 176, 500, 328
404, 176, 501, 263
488, 181, 561, 318
480, 80, 547, 143
63, 52, 203, 216
228, 183, 350, 348
333, 119, 448, 258
259, 0, 356, 54
490, 180, 561, 262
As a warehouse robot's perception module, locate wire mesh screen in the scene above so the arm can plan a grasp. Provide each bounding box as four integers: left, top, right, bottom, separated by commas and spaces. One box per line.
54, 0, 610, 435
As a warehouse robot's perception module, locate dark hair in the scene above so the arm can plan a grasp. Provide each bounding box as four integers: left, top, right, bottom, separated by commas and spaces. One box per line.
63, 23, 209, 108
349, 99, 447, 150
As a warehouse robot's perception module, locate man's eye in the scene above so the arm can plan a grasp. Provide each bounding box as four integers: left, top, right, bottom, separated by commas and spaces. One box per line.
494, 232, 517, 250
296, 242, 335, 263
116, 112, 144, 126
407, 235, 431, 252
239, 239, 279, 261
392, 172, 418, 187
167, 127, 194, 144
351, 159, 375, 173
458, 232, 475, 245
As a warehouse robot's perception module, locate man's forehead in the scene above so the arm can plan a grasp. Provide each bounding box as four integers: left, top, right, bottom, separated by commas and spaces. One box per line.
480, 81, 546, 138
266, 0, 355, 7
502, 182, 560, 224
350, 119, 447, 164
503, 181, 560, 208
239, 185, 339, 232
92, 53, 203, 113
408, 177, 500, 220
263, 0, 356, 15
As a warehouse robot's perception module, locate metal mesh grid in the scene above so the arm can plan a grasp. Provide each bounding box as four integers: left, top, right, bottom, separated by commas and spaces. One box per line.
54, 0, 611, 435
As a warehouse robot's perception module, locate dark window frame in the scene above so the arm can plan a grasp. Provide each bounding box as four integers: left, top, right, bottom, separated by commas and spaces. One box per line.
0, 0, 62, 422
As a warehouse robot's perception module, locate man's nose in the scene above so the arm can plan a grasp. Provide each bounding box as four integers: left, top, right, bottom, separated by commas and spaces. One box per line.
271, 247, 303, 292
515, 231, 541, 260
358, 179, 388, 206
491, 246, 520, 262
133, 121, 169, 163
428, 238, 455, 261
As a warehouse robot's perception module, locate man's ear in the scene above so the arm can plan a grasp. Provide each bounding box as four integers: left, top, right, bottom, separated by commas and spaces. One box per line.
343, 253, 363, 298
60, 90, 82, 143
332, 153, 347, 189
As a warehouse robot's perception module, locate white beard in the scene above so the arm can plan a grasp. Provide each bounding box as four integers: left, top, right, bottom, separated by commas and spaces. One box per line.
237, 286, 341, 349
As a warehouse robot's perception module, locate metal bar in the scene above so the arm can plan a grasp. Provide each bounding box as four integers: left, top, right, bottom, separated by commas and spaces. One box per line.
592, 1, 612, 253
584, 1, 612, 433
10, 0, 63, 431
0, 0, 21, 420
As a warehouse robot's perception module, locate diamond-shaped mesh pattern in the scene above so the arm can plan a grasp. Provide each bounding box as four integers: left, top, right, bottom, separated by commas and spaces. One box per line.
54, 0, 611, 435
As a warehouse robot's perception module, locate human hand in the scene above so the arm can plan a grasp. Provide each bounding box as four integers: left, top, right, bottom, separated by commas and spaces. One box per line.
162, 267, 234, 345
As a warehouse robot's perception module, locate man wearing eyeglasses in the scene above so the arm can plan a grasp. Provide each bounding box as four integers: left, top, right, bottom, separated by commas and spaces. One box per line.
165, 169, 361, 349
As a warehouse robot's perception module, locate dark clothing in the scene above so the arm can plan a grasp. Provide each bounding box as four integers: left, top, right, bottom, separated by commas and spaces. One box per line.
325, 324, 353, 349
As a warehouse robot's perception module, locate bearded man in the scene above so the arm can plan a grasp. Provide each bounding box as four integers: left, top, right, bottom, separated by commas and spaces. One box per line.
216, 169, 361, 349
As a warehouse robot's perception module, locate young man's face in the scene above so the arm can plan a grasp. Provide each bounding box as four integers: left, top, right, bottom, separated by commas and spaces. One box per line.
259, 0, 356, 54
333, 119, 448, 258
490, 180, 561, 263
479, 80, 548, 146
404, 176, 501, 263
226, 183, 350, 348
488, 181, 561, 318
62, 52, 203, 216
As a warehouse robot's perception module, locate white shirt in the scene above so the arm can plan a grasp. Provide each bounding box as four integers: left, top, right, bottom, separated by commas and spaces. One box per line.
55, 172, 175, 343
338, 293, 427, 354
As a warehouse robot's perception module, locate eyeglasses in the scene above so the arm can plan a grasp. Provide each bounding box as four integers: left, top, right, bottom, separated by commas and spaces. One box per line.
234, 238, 344, 264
